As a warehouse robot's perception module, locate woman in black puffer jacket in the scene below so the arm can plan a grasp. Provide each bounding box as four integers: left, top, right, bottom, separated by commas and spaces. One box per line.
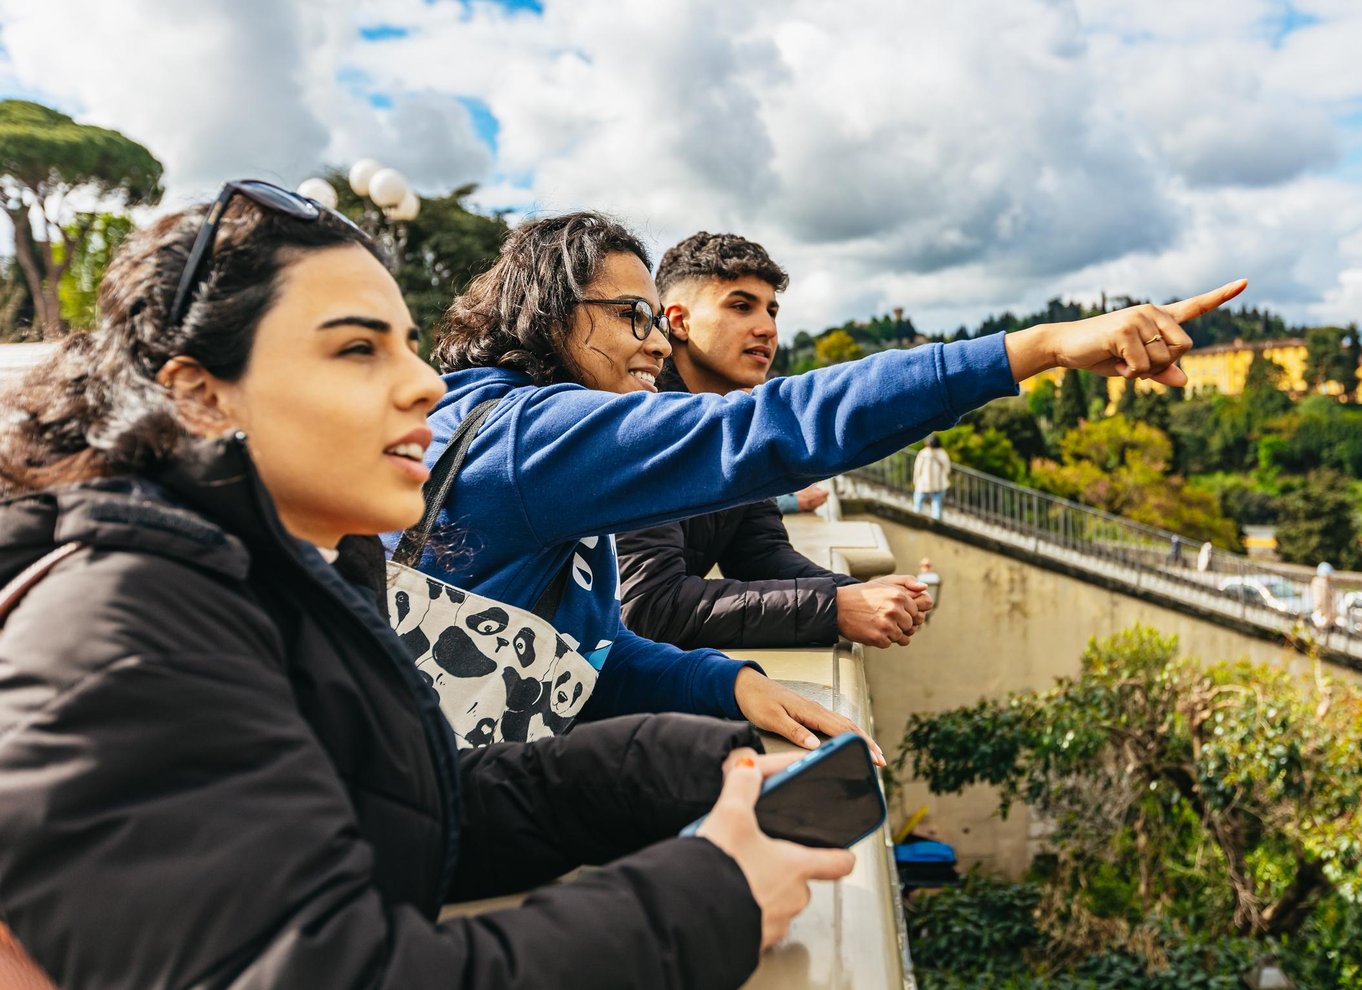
0, 183, 851, 990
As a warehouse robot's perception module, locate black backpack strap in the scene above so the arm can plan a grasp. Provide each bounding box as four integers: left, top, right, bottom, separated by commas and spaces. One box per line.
532, 555, 573, 622
391, 398, 501, 567
0, 543, 85, 627
389, 395, 576, 624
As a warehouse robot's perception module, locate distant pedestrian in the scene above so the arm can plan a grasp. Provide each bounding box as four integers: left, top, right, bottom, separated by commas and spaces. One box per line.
913, 436, 952, 521
1168, 534, 1184, 567
1312, 562, 1337, 629
1197, 540, 1214, 573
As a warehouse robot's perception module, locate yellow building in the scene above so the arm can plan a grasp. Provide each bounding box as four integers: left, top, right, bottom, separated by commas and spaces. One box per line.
1180, 338, 1313, 396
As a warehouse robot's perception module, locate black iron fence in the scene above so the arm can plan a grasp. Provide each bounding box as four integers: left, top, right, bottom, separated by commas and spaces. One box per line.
848, 451, 1362, 662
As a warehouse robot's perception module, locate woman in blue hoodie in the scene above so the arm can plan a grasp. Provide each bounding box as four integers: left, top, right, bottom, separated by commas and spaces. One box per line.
398, 211, 1243, 754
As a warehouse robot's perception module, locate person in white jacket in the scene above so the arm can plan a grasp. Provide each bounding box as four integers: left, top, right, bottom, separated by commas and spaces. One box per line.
913, 435, 953, 520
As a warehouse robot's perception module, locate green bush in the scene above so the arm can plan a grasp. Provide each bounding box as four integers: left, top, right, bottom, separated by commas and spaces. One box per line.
897, 627, 1362, 989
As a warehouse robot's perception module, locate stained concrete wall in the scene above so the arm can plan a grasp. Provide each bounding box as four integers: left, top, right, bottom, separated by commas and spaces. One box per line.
851, 510, 1359, 879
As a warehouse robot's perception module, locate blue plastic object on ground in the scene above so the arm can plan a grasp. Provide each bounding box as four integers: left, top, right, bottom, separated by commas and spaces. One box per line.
894, 839, 960, 891
894, 840, 957, 864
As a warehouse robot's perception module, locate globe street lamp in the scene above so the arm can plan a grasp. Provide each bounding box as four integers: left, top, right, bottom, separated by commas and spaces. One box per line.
296, 161, 420, 269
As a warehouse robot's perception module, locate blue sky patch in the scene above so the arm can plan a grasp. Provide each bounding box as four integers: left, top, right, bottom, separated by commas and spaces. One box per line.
337, 66, 394, 112
359, 24, 411, 42
1266, 3, 1319, 48
424, 0, 545, 13
1337, 106, 1362, 180
459, 96, 500, 152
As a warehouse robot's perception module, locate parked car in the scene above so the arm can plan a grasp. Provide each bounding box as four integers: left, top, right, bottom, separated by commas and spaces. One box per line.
1217, 575, 1309, 616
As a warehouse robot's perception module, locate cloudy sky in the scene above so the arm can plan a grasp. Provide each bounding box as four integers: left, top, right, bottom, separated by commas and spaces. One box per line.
3, 0, 1361, 338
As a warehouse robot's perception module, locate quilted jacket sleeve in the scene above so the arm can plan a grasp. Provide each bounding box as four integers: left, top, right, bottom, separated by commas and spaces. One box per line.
618, 501, 858, 649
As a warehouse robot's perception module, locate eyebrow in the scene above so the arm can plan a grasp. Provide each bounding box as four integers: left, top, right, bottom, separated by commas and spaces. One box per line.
317, 316, 393, 333
725, 289, 779, 310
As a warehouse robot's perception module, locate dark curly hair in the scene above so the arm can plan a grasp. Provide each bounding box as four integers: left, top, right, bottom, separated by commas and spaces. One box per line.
654, 231, 788, 301
0, 195, 379, 495
430, 211, 650, 384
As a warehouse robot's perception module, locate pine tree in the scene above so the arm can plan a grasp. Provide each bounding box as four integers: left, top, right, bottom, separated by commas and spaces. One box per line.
1054, 368, 1088, 435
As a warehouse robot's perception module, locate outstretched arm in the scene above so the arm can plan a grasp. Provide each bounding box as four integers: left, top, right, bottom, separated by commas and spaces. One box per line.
504, 279, 1246, 545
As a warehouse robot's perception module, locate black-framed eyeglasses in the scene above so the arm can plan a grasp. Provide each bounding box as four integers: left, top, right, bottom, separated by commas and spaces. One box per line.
578, 297, 671, 341
167, 179, 358, 331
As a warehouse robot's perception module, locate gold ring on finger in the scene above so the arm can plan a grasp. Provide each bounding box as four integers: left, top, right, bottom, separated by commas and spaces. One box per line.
1145, 334, 1162, 345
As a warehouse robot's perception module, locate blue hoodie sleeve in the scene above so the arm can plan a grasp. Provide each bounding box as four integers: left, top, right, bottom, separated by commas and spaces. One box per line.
577, 625, 763, 721
506, 334, 1017, 545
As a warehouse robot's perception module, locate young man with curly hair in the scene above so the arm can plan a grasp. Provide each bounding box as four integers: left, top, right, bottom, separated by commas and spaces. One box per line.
617, 232, 933, 651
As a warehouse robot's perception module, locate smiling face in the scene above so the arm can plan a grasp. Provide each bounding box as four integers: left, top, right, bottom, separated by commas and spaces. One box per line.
564, 251, 672, 394
663, 274, 780, 394
169, 243, 445, 547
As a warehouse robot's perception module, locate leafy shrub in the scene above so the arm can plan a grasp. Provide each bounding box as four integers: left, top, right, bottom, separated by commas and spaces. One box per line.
895, 627, 1362, 988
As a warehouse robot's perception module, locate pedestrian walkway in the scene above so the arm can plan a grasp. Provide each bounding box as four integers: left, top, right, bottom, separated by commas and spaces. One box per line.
844, 452, 1362, 670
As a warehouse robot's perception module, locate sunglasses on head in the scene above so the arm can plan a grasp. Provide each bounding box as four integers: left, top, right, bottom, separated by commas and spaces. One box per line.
167, 179, 359, 331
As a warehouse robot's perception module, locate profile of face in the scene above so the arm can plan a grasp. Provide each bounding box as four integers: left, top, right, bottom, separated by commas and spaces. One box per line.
565, 251, 672, 394
160, 244, 445, 547
665, 274, 780, 393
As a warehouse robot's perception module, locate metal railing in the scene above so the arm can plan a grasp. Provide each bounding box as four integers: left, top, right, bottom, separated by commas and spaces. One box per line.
846, 451, 1362, 665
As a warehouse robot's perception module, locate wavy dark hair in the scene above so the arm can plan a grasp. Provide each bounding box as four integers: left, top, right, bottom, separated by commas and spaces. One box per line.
0, 196, 379, 496
654, 230, 789, 301
430, 211, 650, 384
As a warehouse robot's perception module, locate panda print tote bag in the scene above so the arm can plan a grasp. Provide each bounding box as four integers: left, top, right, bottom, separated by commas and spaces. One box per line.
387, 399, 598, 750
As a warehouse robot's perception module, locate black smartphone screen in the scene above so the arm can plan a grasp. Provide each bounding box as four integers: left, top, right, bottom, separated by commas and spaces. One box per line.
755, 738, 885, 848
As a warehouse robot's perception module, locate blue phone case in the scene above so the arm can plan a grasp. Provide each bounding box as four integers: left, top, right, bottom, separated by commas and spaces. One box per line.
680, 732, 887, 848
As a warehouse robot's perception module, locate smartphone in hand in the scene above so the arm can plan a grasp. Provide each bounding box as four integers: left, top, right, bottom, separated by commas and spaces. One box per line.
682, 732, 887, 849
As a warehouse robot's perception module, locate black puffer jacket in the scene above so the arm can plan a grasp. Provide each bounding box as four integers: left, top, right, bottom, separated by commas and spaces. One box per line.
0, 436, 762, 989
618, 366, 860, 649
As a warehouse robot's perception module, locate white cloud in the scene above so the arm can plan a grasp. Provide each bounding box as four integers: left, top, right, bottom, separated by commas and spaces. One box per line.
2, 0, 1362, 338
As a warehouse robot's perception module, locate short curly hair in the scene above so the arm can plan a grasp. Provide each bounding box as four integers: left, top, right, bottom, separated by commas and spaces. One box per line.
654, 231, 788, 301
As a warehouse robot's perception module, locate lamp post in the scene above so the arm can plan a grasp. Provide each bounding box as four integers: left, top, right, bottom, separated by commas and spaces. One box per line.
296, 161, 420, 271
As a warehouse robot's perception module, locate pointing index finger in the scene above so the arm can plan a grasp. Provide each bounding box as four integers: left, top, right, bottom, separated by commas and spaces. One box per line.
1164, 279, 1248, 323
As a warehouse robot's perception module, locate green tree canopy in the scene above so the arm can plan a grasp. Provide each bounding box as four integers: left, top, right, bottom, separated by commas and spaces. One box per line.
936, 424, 1026, 483
1115, 379, 1139, 418
1026, 377, 1057, 424
1274, 467, 1362, 569
1305, 326, 1358, 394
962, 396, 1048, 462
0, 100, 162, 338
320, 168, 507, 343
814, 328, 862, 367
58, 212, 133, 330
1030, 416, 1238, 545
1243, 349, 1286, 394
